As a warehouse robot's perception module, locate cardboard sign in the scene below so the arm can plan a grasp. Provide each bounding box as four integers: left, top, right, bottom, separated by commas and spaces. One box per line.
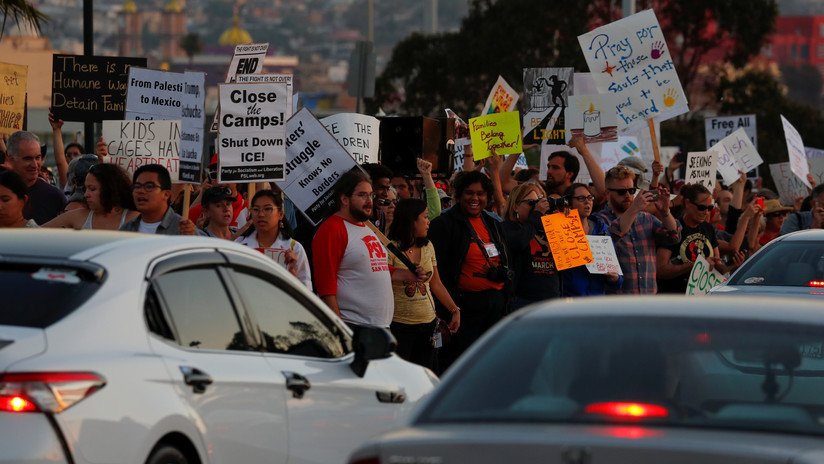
125, 68, 205, 183
482, 76, 519, 115
686, 254, 726, 296
705, 114, 757, 149
684, 151, 717, 191
566, 94, 619, 143
522, 67, 573, 144
806, 147, 824, 186
709, 128, 763, 186
275, 108, 360, 225
103, 119, 181, 181
52, 55, 147, 122
469, 111, 523, 161
0, 62, 27, 135
577, 9, 688, 133
769, 162, 810, 206
218, 78, 292, 182
210, 43, 269, 132
585, 235, 623, 275
320, 113, 380, 164
446, 108, 471, 172
541, 209, 594, 271
780, 115, 812, 189
540, 144, 591, 185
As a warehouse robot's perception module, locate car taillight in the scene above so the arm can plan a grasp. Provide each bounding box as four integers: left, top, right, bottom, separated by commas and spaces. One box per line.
584, 402, 669, 419
0, 372, 106, 414
808, 280, 824, 288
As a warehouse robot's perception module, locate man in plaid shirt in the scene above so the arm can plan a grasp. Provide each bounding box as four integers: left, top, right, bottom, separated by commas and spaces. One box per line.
595, 165, 680, 294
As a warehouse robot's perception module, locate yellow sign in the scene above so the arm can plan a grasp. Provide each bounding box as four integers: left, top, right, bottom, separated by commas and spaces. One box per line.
541, 209, 594, 271
469, 111, 523, 161
0, 62, 27, 135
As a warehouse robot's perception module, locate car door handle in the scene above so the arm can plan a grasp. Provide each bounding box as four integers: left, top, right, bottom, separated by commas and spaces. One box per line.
376, 389, 406, 404
282, 371, 311, 399
179, 366, 213, 394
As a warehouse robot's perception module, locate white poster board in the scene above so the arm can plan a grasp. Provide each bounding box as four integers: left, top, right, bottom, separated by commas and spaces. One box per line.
566, 94, 619, 143
806, 147, 824, 187
709, 128, 763, 185
577, 9, 688, 133
684, 151, 717, 191
320, 113, 380, 164
210, 43, 269, 132
780, 115, 812, 188
585, 235, 623, 275
103, 119, 181, 181
217, 79, 291, 182
705, 114, 757, 149
769, 162, 810, 206
125, 67, 205, 183
686, 254, 726, 296
446, 108, 471, 172
481, 75, 519, 115
276, 108, 361, 225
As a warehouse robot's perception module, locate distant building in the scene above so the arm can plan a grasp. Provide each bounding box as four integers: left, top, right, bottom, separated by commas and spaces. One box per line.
762, 16, 824, 76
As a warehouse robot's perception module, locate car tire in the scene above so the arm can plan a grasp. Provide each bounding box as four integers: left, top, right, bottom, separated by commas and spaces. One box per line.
146, 444, 188, 464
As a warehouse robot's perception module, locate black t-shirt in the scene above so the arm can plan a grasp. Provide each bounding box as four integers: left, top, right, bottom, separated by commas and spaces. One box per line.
657, 219, 719, 294
502, 213, 560, 301
23, 178, 67, 225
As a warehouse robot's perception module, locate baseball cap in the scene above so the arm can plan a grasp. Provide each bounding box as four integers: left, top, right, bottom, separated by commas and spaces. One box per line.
201, 186, 237, 206
617, 156, 648, 175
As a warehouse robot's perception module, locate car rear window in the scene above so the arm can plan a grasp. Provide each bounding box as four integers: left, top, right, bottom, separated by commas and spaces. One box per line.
729, 242, 824, 287
0, 265, 103, 328
420, 316, 824, 436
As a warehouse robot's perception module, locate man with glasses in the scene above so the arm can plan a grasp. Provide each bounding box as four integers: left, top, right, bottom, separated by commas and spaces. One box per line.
594, 165, 679, 294
187, 154, 246, 229
121, 164, 201, 235
6, 131, 66, 224
312, 169, 422, 329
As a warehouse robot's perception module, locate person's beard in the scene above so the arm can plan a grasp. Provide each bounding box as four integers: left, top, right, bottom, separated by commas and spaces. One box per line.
349, 203, 371, 222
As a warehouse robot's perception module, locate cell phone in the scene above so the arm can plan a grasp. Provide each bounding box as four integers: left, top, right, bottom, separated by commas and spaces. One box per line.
755, 196, 765, 209
649, 191, 659, 201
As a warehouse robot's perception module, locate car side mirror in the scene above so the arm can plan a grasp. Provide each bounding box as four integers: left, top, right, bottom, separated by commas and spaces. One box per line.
350, 326, 397, 377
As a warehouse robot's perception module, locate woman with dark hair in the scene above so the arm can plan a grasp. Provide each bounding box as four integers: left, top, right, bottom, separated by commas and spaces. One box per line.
428, 170, 512, 371
657, 183, 731, 293
236, 189, 312, 289
43, 163, 138, 230
387, 198, 460, 370
0, 170, 38, 228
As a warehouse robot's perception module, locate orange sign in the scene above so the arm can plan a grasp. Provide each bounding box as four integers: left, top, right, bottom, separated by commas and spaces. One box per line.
541, 209, 594, 271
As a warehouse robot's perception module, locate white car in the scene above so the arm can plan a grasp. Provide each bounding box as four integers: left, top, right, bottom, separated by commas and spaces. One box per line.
0, 229, 437, 464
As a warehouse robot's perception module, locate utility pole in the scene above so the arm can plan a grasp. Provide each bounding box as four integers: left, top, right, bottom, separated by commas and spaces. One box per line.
622, 0, 635, 18
83, 0, 94, 153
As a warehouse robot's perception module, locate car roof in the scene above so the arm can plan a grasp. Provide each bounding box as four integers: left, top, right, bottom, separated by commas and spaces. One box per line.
777, 229, 824, 242
518, 295, 824, 326
0, 229, 143, 259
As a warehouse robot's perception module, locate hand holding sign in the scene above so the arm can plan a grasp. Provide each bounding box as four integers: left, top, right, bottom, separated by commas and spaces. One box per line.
541, 209, 594, 271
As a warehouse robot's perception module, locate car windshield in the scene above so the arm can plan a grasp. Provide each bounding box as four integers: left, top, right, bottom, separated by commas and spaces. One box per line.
419, 316, 824, 436
728, 241, 824, 287
0, 264, 102, 328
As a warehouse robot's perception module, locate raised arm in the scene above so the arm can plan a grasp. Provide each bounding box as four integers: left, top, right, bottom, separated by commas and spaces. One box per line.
48, 111, 68, 189
568, 134, 605, 199
499, 153, 520, 194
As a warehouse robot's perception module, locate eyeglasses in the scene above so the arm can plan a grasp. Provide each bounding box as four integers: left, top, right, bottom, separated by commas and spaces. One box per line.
250, 206, 276, 215
608, 187, 637, 196
692, 203, 715, 212
376, 198, 398, 207
132, 182, 160, 192
352, 192, 376, 200
571, 195, 596, 203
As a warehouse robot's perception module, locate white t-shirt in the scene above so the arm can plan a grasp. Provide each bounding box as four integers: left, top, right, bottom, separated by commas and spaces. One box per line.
138, 220, 161, 234
236, 231, 313, 291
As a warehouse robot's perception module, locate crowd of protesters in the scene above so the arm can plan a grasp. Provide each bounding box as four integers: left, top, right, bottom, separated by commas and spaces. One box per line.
2, 114, 824, 374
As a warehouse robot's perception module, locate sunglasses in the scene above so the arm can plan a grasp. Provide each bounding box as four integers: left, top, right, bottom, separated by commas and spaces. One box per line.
376, 198, 399, 207
608, 187, 637, 196
692, 203, 715, 212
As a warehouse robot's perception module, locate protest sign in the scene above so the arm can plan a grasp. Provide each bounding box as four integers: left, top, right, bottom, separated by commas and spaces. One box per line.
469, 111, 523, 161
218, 78, 291, 182
566, 94, 618, 143
481, 76, 518, 115
125, 68, 205, 183
320, 113, 379, 164
780, 115, 812, 189
709, 128, 763, 185
522, 67, 572, 144
806, 147, 824, 186
102, 119, 181, 181
585, 235, 622, 275
276, 108, 360, 225
541, 209, 594, 271
598, 136, 638, 170
0, 62, 26, 135
705, 114, 756, 149
573, 72, 598, 94
577, 9, 688, 133
686, 254, 726, 296
446, 108, 471, 172
52, 55, 146, 122
540, 144, 591, 184
210, 43, 269, 132
769, 162, 810, 206
684, 151, 717, 191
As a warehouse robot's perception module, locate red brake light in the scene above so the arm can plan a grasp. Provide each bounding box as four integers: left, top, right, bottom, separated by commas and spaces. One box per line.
808, 280, 824, 288
0, 372, 106, 414
584, 402, 669, 419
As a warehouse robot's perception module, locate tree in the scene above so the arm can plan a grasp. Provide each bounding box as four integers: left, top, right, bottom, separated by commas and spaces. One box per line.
180, 32, 203, 65
370, 0, 778, 117
1, 0, 48, 38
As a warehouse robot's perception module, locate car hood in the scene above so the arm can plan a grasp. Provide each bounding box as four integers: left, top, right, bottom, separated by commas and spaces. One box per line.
0, 326, 47, 372
710, 285, 824, 298
351, 423, 824, 464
